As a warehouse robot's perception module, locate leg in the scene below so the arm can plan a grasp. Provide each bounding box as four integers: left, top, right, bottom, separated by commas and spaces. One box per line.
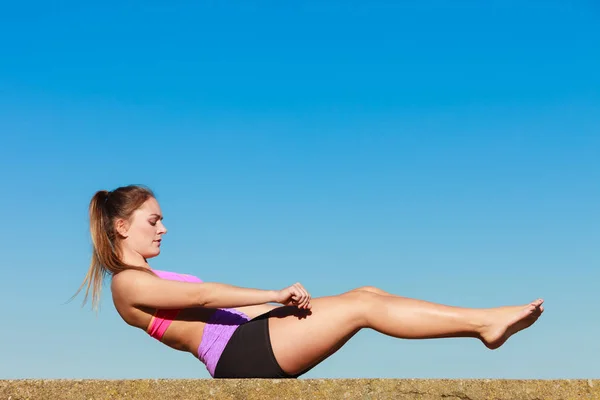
351, 285, 405, 297
265, 287, 386, 376
268, 289, 544, 376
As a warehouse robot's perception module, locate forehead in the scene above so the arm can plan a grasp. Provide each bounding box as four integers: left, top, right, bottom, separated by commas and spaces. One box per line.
136, 197, 162, 215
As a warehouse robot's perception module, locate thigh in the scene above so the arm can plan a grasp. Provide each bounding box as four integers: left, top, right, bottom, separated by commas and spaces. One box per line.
268, 292, 367, 376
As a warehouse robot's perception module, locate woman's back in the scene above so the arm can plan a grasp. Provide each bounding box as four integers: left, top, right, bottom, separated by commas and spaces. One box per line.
111, 269, 218, 356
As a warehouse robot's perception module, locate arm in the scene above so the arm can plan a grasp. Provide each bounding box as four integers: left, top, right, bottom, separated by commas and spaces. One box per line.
111, 269, 278, 310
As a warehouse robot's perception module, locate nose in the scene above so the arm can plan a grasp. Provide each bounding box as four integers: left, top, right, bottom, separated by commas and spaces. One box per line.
159, 221, 168, 235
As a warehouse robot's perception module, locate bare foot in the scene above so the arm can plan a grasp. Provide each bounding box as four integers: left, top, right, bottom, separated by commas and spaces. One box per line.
479, 299, 544, 350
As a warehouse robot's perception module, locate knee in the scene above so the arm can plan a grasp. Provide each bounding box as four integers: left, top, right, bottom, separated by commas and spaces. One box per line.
345, 287, 404, 329
344, 289, 381, 313
351, 286, 387, 296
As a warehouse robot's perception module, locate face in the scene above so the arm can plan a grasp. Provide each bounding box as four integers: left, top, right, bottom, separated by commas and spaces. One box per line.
117, 197, 168, 261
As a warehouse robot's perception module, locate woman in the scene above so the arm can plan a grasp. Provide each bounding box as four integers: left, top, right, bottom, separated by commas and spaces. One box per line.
76, 185, 544, 379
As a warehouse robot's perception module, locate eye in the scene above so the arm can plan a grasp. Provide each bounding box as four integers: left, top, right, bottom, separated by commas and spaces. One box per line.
149, 221, 157, 226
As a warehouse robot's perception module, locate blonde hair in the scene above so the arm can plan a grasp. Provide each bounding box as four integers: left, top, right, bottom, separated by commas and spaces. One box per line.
73, 184, 156, 310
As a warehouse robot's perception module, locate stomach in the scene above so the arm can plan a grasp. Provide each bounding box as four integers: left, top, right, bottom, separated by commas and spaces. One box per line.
153, 307, 217, 356
154, 304, 281, 356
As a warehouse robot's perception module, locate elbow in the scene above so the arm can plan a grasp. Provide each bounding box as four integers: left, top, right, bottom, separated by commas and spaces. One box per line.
195, 285, 215, 308
197, 297, 211, 308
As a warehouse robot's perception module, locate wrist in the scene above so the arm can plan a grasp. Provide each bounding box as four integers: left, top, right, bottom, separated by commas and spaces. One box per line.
267, 290, 278, 303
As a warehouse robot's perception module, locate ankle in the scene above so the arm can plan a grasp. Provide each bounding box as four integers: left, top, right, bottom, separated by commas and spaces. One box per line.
470, 311, 491, 338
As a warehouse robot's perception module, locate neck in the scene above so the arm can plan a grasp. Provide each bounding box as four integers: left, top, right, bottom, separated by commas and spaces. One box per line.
119, 247, 150, 269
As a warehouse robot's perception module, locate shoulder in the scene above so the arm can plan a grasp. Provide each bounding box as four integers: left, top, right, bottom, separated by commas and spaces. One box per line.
111, 268, 157, 292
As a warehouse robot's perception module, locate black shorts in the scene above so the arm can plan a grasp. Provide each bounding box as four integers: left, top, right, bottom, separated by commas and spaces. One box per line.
213, 311, 301, 379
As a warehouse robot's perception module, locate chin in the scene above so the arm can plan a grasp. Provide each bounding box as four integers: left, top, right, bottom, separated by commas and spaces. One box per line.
144, 250, 161, 259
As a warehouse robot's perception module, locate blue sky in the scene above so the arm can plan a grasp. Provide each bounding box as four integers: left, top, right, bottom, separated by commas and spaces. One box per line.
0, 1, 598, 379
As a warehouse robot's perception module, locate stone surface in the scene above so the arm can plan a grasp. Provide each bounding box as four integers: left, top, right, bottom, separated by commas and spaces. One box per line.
1, 379, 599, 399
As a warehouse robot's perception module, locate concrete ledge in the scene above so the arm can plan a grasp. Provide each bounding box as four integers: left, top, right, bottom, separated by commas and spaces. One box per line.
1, 379, 598, 399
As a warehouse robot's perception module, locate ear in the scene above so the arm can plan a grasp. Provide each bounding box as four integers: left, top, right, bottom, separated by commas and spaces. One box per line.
115, 218, 130, 238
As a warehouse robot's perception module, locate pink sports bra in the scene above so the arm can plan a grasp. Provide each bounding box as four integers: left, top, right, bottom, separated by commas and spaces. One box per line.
146, 269, 202, 340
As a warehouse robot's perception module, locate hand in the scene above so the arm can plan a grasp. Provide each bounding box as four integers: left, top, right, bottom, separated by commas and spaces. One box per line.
274, 283, 312, 309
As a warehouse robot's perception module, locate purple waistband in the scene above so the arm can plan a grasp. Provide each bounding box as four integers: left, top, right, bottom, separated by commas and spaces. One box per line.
197, 308, 250, 377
